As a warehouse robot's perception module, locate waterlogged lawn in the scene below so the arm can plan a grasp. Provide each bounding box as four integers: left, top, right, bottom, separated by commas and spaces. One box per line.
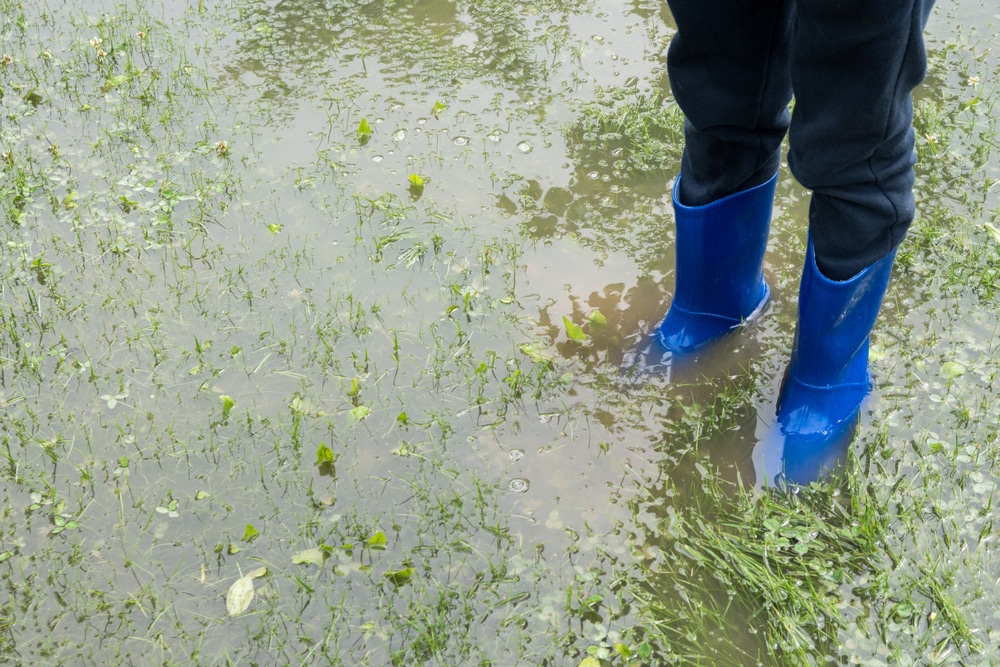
1, 0, 999, 664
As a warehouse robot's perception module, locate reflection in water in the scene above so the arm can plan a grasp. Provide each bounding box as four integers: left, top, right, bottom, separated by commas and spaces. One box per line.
219, 0, 591, 112
753, 410, 857, 489
511, 81, 865, 492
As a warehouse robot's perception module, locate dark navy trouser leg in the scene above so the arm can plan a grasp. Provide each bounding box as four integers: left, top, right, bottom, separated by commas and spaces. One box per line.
666, 0, 935, 279
665, 0, 794, 208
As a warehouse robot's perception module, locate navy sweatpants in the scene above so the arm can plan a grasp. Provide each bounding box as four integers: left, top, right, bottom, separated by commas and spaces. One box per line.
665, 0, 935, 280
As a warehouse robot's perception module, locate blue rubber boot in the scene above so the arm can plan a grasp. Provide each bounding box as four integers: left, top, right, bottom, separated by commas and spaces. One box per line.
655, 173, 776, 354
776, 238, 897, 446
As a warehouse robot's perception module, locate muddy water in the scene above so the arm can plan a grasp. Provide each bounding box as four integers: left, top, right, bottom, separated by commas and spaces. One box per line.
1, 0, 997, 663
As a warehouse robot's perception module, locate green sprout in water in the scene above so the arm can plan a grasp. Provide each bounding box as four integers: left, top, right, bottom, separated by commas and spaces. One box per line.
358, 117, 373, 145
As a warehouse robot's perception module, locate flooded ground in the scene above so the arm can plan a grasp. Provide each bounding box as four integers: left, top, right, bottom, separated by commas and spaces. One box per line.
1, 0, 999, 664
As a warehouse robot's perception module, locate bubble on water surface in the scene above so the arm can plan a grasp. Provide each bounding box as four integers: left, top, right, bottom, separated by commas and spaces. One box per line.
371, 155, 383, 163
516, 140, 533, 153
507, 448, 524, 462
392, 129, 406, 142
508, 478, 530, 493
487, 132, 501, 143
453, 136, 470, 146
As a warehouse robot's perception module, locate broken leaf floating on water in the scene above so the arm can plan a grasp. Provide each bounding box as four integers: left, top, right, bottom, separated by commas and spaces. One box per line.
225, 566, 268, 616
220, 395, 235, 421
588, 309, 608, 328
408, 173, 425, 199
315, 444, 336, 465
315, 443, 336, 477
366, 531, 387, 550
357, 117, 373, 145
519, 341, 552, 363
102, 74, 128, 92
940, 361, 966, 379
563, 316, 590, 343
384, 566, 414, 588
291, 547, 325, 566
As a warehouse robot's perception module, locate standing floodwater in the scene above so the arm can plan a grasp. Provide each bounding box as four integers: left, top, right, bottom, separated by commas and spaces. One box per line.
0, 0, 997, 663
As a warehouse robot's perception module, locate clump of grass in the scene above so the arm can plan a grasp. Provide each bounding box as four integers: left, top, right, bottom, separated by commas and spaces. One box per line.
566, 89, 685, 175
628, 468, 886, 664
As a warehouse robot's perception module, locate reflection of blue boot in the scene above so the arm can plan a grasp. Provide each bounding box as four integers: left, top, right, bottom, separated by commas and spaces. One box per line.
655, 173, 776, 354
777, 238, 897, 447
753, 416, 857, 490
779, 419, 856, 487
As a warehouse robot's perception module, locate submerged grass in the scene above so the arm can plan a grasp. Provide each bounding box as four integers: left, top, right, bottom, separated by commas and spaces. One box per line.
634, 477, 887, 664
0, 0, 999, 665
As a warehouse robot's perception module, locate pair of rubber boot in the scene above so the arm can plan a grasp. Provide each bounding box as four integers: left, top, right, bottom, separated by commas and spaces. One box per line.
656, 172, 897, 486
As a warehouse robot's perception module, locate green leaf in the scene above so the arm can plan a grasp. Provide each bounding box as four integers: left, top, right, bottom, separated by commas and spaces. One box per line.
226, 574, 254, 616
266, 223, 283, 234
431, 100, 447, 117
366, 531, 387, 550
358, 117, 372, 137
291, 548, 326, 566
225, 567, 267, 616
220, 395, 235, 420
349, 405, 371, 421
315, 444, 336, 465
588, 309, 608, 327
563, 316, 589, 342
941, 361, 966, 379
384, 566, 414, 587
102, 74, 128, 91
578, 658, 601, 667
519, 342, 552, 363
242, 524, 260, 542
408, 173, 424, 187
